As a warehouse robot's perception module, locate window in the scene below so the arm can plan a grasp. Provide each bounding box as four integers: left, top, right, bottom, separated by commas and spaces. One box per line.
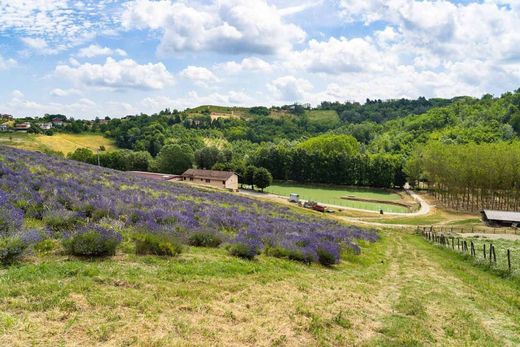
189, 177, 193, 181
222, 180, 225, 185
205, 179, 211, 183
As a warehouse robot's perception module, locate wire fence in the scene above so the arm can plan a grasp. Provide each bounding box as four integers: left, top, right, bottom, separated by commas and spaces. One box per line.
419, 225, 520, 235
418, 226, 519, 275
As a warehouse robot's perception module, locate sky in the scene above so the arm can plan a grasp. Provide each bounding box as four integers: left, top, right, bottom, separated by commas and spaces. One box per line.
0, 0, 519, 119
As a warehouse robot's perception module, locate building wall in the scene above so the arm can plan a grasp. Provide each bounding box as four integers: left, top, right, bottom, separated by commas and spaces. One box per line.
183, 174, 238, 191
225, 175, 239, 190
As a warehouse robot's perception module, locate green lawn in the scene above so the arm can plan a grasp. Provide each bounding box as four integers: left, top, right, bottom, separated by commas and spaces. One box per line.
266, 182, 409, 213
2, 231, 520, 346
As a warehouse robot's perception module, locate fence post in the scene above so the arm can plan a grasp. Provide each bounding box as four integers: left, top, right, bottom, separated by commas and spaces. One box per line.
483, 244, 486, 259
489, 244, 493, 264
471, 241, 475, 257
452, 237, 454, 249
507, 249, 512, 273
492, 245, 497, 264
457, 238, 460, 250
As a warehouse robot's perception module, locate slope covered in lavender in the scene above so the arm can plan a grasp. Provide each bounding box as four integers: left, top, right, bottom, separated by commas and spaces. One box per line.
0, 146, 377, 265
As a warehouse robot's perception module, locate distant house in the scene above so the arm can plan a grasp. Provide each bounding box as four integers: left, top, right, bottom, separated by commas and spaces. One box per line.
14, 122, 31, 131
481, 210, 520, 227
51, 118, 63, 126
38, 123, 53, 130
181, 169, 238, 191
0, 124, 8, 132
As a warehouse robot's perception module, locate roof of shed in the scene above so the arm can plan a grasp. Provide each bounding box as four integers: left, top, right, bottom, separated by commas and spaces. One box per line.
182, 169, 235, 180
482, 210, 520, 223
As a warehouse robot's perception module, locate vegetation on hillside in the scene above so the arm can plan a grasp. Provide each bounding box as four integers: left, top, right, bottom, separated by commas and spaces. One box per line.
0, 146, 376, 267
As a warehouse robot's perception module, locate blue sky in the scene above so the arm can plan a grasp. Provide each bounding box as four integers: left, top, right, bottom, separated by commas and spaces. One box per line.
0, 0, 519, 119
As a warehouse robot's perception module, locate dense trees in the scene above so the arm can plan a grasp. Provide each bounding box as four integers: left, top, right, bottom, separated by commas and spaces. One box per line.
155, 144, 194, 174
254, 168, 273, 192
406, 141, 520, 212
67, 149, 153, 171
27, 89, 520, 199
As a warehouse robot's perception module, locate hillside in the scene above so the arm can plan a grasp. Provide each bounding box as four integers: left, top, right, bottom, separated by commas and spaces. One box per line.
1, 147, 520, 345
0, 133, 116, 155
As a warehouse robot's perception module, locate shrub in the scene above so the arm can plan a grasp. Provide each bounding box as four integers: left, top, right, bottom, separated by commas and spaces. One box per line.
188, 231, 223, 248
33, 239, 60, 255
43, 210, 82, 233
63, 225, 122, 257
316, 242, 341, 266
266, 246, 316, 264
133, 233, 182, 256
0, 237, 27, 265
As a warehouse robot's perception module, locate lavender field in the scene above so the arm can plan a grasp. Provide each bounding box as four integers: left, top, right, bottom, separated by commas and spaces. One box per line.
0, 146, 377, 266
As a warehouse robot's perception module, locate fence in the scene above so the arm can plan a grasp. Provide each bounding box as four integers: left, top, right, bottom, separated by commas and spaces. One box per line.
418, 226, 517, 274
419, 225, 519, 235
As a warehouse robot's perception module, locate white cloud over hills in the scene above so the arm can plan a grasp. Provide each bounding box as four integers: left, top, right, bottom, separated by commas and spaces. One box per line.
0, 0, 518, 118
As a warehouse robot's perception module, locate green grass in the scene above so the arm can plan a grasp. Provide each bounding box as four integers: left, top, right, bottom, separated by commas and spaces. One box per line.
0, 133, 116, 155
305, 110, 340, 127
2, 231, 520, 345
265, 182, 409, 213
435, 236, 520, 276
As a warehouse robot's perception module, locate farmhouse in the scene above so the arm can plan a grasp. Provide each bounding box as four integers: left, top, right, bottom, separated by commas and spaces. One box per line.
38, 123, 53, 130
0, 124, 8, 132
481, 210, 520, 227
14, 122, 31, 131
51, 118, 64, 126
181, 169, 238, 191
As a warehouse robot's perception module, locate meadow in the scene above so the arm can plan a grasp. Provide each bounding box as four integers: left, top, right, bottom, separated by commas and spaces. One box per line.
2, 231, 520, 345
0, 133, 116, 155
1, 146, 520, 345
265, 182, 409, 213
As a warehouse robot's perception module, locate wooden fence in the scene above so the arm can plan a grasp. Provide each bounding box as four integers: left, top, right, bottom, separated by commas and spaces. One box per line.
418, 225, 519, 235
418, 227, 516, 273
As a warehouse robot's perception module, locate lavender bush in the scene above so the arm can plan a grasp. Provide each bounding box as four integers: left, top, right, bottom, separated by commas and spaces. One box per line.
0, 146, 378, 265
63, 224, 122, 257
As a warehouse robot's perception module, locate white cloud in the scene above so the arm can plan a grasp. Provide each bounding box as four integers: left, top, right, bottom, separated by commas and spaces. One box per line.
217, 57, 272, 74
55, 57, 175, 90
121, 0, 306, 55
11, 90, 24, 98
291, 37, 392, 74
77, 44, 127, 58
1, 1, 120, 52
268, 76, 313, 102
21, 37, 60, 54
180, 66, 219, 85
0, 54, 16, 70
50, 88, 81, 97
141, 96, 174, 110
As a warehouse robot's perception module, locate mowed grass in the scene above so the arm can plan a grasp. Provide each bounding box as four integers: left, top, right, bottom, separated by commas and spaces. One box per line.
265, 182, 409, 213
1, 231, 520, 346
0, 133, 116, 155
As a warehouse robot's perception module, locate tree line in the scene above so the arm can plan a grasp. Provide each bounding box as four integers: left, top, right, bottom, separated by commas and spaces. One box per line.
406, 141, 520, 212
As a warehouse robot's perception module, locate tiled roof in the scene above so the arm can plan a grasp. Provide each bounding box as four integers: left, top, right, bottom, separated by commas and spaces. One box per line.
182, 169, 235, 180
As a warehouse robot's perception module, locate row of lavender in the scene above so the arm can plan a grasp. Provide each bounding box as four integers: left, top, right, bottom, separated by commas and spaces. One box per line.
0, 146, 378, 265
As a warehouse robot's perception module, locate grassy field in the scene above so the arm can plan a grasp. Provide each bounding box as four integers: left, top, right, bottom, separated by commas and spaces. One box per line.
305, 110, 341, 127
0, 133, 116, 155
265, 182, 409, 213
1, 231, 520, 346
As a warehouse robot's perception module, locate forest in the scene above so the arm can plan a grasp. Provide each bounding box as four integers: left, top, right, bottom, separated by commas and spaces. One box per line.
9, 89, 520, 204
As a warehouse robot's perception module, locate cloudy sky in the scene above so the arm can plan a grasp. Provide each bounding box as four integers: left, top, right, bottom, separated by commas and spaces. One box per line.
0, 0, 519, 119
